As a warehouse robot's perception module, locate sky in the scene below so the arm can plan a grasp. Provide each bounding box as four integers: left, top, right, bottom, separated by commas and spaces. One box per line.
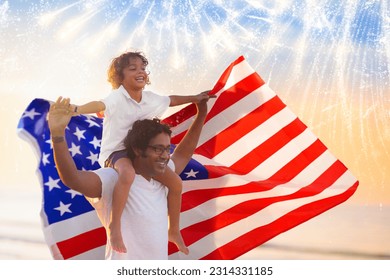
0, 0, 389, 205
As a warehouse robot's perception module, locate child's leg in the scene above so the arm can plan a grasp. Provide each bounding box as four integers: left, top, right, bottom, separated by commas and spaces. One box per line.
155, 167, 189, 255
110, 157, 135, 253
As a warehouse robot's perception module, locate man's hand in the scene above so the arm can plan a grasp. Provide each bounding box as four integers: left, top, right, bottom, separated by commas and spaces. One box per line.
195, 97, 208, 116
193, 90, 216, 103
48, 97, 73, 137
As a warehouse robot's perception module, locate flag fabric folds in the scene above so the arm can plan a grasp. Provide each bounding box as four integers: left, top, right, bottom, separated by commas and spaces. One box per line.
17, 56, 358, 260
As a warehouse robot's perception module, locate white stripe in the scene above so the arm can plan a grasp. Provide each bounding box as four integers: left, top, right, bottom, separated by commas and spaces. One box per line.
181, 150, 338, 227
69, 246, 106, 260
210, 105, 296, 165
43, 210, 103, 245
172, 170, 357, 259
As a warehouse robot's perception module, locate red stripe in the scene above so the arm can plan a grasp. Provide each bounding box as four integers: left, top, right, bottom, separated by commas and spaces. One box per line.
204, 72, 265, 123
196, 95, 285, 158
228, 117, 307, 174
162, 103, 197, 129
170, 160, 351, 256
265, 139, 327, 183
200, 181, 359, 259
57, 227, 106, 259
181, 180, 274, 212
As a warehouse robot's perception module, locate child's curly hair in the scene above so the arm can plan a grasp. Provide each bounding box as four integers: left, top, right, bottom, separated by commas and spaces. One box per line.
107, 51, 151, 89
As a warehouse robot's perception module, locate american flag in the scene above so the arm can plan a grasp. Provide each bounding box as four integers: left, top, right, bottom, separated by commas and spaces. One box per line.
17, 56, 358, 260
17, 99, 106, 259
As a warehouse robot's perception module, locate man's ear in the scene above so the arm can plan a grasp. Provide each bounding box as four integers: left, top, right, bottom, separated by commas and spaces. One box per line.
133, 147, 142, 157
133, 147, 148, 158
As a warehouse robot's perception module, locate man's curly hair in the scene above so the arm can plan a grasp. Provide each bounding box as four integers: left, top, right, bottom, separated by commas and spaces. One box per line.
124, 118, 172, 160
107, 51, 151, 89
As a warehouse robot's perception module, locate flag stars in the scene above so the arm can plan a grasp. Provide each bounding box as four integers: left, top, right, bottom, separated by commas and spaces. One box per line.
73, 127, 86, 141
54, 201, 72, 216
68, 142, 82, 157
87, 151, 99, 165
85, 118, 100, 128
44, 176, 61, 191
42, 153, 50, 166
66, 189, 82, 199
184, 169, 199, 178
89, 136, 101, 149
22, 108, 41, 120
46, 138, 53, 149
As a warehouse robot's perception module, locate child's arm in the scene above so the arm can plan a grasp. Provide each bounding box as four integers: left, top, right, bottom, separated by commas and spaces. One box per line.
169, 90, 214, 107
70, 101, 106, 115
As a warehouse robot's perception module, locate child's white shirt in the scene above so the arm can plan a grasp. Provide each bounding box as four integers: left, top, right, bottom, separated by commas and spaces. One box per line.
98, 85, 170, 167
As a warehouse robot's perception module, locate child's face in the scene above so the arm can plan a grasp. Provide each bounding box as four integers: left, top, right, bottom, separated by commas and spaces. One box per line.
121, 57, 148, 90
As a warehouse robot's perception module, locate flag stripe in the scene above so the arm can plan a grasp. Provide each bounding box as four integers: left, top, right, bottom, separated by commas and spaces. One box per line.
57, 227, 107, 259
204, 72, 265, 123
210, 56, 246, 95
170, 171, 357, 259
178, 159, 349, 251
215, 117, 307, 175
200, 181, 359, 260
163, 103, 198, 129
69, 246, 106, 260
196, 94, 286, 160
206, 105, 297, 166
181, 138, 330, 212
179, 153, 346, 238
182, 148, 339, 195
43, 210, 103, 243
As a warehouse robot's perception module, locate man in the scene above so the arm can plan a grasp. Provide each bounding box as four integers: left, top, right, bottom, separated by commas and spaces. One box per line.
48, 96, 209, 259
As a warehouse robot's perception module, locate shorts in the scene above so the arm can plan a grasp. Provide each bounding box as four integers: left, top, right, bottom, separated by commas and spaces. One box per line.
104, 149, 128, 168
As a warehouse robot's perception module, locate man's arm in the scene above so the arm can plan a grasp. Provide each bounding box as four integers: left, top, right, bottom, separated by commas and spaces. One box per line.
49, 97, 103, 198
170, 100, 208, 174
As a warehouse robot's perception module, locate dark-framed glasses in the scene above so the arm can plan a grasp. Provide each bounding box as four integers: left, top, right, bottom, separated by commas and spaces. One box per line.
148, 145, 171, 155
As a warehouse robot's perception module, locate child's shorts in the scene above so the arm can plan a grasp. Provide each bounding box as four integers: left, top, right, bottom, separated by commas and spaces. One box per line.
104, 149, 128, 168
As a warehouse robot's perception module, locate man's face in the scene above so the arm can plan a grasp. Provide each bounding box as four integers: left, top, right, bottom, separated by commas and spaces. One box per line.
139, 132, 171, 178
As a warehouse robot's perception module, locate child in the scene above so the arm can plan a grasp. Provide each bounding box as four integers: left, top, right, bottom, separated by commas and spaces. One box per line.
69, 51, 213, 254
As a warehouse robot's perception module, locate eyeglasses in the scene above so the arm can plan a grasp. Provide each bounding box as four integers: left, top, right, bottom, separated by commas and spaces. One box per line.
147, 145, 171, 155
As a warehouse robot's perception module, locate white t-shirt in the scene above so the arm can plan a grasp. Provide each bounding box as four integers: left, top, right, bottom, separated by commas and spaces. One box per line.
88, 160, 174, 260
99, 86, 170, 167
